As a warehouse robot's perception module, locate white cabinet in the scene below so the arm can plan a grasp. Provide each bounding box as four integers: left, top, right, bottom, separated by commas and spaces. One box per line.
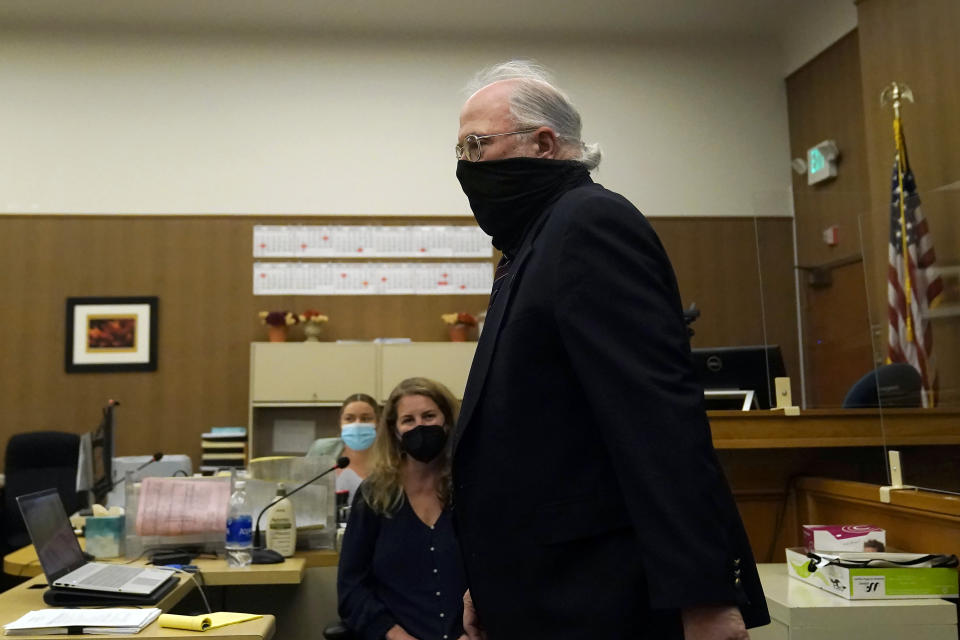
379, 342, 476, 400
250, 342, 377, 402
752, 564, 957, 640
249, 342, 477, 458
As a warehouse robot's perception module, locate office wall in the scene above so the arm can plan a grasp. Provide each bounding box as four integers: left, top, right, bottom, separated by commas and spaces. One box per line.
786, 31, 875, 407
856, 0, 960, 406
0, 215, 796, 469
780, 0, 858, 75
0, 27, 791, 218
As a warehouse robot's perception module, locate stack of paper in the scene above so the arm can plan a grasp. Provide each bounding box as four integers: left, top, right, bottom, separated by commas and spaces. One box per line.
4, 608, 161, 635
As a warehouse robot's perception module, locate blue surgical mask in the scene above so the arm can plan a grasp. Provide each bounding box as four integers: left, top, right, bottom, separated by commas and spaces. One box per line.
341, 423, 376, 451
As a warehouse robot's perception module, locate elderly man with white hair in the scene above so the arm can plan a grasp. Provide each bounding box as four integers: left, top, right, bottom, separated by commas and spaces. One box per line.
450, 60, 769, 640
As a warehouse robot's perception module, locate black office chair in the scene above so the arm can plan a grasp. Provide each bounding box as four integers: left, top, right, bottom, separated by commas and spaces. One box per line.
1, 431, 85, 554
842, 363, 923, 409
322, 621, 354, 640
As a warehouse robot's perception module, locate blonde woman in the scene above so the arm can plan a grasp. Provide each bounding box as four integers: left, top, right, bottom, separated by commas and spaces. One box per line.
337, 378, 467, 640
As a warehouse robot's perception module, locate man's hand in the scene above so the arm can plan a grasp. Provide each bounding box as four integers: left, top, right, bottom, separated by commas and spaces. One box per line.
462, 589, 487, 640
681, 605, 748, 640
385, 624, 419, 640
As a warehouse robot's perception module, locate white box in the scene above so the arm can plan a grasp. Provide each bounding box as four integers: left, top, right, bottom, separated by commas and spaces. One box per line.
785, 547, 958, 600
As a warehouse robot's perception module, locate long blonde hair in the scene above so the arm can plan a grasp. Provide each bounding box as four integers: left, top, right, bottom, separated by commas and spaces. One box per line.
361, 377, 459, 515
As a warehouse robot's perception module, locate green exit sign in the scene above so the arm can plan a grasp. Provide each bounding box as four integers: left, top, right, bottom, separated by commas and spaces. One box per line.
807, 140, 838, 185
808, 148, 825, 174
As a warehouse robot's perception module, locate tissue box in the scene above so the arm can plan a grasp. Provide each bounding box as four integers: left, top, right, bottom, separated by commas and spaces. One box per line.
803, 524, 886, 552
785, 547, 958, 599
86, 515, 125, 558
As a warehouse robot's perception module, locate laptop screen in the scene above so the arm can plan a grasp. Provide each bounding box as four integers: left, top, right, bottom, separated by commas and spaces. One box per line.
16, 488, 86, 581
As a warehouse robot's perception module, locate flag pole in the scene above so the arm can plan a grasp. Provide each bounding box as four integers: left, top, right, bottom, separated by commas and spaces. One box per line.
881, 82, 915, 342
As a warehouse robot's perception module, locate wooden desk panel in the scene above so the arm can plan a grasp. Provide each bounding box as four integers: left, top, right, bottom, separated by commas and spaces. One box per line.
189, 558, 305, 586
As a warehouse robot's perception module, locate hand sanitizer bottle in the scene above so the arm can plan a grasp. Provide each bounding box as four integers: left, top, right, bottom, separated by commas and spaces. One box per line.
266, 483, 296, 557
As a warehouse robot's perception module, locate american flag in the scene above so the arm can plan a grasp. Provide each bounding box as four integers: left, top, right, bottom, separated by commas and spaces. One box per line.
887, 129, 943, 407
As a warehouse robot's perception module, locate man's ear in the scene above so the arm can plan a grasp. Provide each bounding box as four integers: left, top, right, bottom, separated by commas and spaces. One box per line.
533, 127, 560, 159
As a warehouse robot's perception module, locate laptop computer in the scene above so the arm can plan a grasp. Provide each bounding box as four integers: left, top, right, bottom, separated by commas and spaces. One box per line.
16, 488, 176, 595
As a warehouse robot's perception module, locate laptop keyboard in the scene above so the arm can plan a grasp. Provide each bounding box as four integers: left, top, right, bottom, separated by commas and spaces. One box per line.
81, 564, 144, 588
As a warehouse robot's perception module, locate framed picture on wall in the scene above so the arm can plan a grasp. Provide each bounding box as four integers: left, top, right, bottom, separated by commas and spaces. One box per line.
65, 296, 158, 373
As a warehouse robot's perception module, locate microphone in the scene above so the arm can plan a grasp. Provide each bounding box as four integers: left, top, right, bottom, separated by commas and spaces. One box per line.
104, 452, 164, 494
252, 456, 349, 549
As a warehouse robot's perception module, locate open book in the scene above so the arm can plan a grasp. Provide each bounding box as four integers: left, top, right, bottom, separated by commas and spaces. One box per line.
158, 612, 262, 631
4, 608, 161, 635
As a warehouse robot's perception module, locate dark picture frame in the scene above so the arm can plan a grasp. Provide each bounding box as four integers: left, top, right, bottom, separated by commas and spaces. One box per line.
65, 296, 159, 373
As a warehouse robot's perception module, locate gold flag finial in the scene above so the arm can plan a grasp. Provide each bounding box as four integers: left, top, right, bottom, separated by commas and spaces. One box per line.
881, 82, 914, 120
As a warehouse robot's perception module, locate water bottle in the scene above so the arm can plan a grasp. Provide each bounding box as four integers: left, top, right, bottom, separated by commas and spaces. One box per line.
225, 478, 253, 567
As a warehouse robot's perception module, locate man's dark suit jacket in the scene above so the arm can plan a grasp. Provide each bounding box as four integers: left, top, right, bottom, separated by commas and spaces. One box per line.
451, 179, 770, 639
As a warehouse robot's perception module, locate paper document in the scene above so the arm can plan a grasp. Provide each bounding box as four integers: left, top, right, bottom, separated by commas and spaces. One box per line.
4, 608, 160, 635
158, 612, 262, 632
136, 477, 230, 536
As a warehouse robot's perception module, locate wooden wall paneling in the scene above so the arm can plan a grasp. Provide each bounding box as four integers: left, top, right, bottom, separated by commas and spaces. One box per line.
802, 263, 876, 407
856, 0, 960, 406
0, 215, 491, 470
787, 30, 871, 269
0, 215, 799, 472
785, 30, 876, 408
651, 217, 801, 392
755, 217, 802, 396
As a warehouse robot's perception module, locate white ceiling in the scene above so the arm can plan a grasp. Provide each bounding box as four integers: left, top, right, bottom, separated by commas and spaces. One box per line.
0, 0, 792, 39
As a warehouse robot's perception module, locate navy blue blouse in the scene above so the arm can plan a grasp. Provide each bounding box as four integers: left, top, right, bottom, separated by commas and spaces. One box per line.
338, 486, 466, 640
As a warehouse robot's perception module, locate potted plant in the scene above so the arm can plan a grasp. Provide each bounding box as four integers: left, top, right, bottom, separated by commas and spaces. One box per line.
259, 311, 299, 342
441, 312, 478, 342
298, 310, 329, 342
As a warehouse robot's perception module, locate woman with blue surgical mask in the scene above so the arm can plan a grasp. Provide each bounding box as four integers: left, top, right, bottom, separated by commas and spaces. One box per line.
336, 393, 379, 504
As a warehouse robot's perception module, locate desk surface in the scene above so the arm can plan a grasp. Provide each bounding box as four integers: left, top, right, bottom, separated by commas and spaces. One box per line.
0, 574, 275, 640
709, 408, 960, 449
4, 545, 314, 581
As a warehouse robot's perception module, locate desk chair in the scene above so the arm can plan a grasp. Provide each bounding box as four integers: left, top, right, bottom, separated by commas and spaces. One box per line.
842, 363, 922, 408
1, 431, 84, 553
307, 437, 345, 460
322, 620, 354, 640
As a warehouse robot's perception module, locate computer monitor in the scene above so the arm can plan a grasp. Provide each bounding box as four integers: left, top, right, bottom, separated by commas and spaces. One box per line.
691, 345, 786, 410
91, 400, 119, 504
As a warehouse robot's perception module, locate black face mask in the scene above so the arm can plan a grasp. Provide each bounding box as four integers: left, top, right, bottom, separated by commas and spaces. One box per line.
456, 157, 590, 255
400, 424, 448, 463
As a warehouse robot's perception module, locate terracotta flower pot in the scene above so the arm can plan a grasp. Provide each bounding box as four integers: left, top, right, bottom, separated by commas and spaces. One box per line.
448, 323, 469, 342
267, 325, 289, 343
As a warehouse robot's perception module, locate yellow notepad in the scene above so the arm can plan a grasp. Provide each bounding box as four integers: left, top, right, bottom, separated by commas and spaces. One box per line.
158, 612, 262, 632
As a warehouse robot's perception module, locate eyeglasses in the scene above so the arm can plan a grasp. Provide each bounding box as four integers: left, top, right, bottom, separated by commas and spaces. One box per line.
455, 128, 539, 162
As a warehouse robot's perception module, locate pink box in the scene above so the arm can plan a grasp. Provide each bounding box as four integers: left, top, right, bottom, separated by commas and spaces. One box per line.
802, 525, 886, 552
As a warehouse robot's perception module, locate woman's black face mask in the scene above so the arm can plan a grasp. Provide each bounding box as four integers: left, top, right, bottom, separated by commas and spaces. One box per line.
400, 424, 448, 463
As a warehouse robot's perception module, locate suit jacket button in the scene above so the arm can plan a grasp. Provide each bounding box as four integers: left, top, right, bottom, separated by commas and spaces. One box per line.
733, 557, 742, 567
734, 577, 742, 588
